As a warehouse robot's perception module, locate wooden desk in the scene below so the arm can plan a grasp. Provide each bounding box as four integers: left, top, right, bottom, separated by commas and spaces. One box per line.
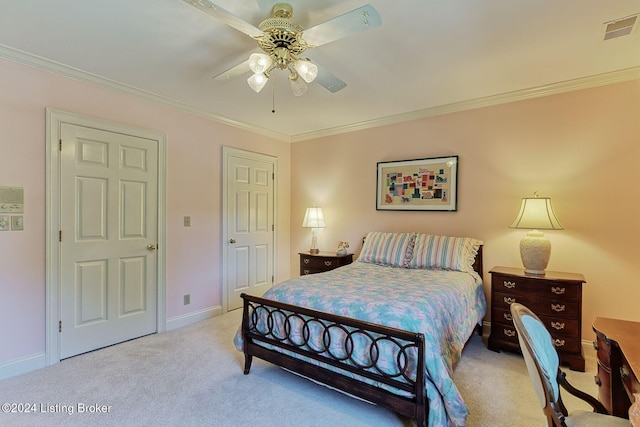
592, 317, 640, 418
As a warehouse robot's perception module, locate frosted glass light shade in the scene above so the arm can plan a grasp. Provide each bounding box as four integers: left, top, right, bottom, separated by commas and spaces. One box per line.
247, 73, 268, 93
294, 59, 318, 83
290, 76, 307, 96
248, 53, 272, 74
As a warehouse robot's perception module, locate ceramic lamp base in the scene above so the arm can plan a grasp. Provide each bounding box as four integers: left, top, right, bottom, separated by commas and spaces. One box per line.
520, 230, 551, 275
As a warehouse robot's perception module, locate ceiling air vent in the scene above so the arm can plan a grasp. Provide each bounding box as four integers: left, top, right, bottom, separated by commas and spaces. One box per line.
602, 14, 638, 40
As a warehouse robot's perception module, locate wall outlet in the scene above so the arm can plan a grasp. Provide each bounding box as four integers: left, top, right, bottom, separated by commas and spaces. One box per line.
183, 294, 190, 305
184, 216, 191, 227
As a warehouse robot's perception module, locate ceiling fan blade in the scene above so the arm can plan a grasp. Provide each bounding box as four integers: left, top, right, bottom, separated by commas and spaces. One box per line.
314, 66, 347, 93
182, 0, 263, 38
303, 4, 382, 47
213, 59, 251, 80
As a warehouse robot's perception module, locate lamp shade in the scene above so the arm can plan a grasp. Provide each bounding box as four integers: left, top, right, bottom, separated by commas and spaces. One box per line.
302, 207, 325, 228
510, 197, 563, 230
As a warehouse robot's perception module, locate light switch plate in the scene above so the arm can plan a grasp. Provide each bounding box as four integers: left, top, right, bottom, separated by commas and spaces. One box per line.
0, 215, 9, 231
11, 215, 23, 231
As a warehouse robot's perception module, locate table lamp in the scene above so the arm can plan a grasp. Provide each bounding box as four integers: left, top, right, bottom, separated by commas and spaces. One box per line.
302, 207, 325, 254
510, 194, 563, 275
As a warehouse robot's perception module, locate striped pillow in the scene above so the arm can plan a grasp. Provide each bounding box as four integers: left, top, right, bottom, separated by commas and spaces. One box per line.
409, 234, 482, 273
357, 232, 415, 267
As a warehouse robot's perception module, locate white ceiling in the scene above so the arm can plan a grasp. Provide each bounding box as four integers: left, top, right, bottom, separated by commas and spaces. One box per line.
1, 0, 639, 142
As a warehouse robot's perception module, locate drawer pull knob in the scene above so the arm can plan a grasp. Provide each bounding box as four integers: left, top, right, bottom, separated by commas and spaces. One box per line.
303, 269, 310, 274
503, 313, 513, 321
504, 297, 516, 304
324, 261, 333, 266
551, 321, 565, 330
304, 259, 310, 264
553, 339, 566, 347
504, 329, 516, 337
594, 375, 602, 387
551, 304, 566, 312
503, 281, 516, 289
620, 366, 630, 380
551, 287, 566, 295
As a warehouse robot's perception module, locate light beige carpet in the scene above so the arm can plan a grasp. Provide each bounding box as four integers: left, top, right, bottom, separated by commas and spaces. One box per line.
0, 309, 598, 426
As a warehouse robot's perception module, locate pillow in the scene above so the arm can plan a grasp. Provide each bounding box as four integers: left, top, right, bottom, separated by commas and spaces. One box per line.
408, 234, 482, 273
357, 232, 415, 267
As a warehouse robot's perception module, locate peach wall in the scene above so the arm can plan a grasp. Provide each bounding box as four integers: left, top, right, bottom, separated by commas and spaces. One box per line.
0, 58, 291, 366
291, 79, 640, 340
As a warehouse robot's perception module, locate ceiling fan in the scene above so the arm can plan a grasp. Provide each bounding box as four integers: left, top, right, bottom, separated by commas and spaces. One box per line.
183, 1, 382, 96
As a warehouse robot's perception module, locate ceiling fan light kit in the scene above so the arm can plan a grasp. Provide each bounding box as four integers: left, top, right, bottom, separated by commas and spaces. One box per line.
248, 3, 317, 96
184, 1, 382, 96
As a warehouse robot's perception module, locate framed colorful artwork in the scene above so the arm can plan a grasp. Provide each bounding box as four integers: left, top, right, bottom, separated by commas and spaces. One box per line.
376, 156, 458, 211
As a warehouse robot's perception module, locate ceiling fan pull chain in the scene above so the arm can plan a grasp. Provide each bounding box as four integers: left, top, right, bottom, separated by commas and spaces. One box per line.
272, 76, 276, 113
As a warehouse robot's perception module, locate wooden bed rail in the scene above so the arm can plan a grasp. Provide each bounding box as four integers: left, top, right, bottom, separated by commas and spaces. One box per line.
240, 293, 428, 426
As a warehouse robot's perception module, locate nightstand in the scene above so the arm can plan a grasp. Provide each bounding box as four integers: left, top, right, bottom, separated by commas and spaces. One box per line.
488, 266, 586, 371
299, 251, 353, 275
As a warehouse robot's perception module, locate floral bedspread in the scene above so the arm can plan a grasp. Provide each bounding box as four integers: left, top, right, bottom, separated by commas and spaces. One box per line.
234, 261, 486, 426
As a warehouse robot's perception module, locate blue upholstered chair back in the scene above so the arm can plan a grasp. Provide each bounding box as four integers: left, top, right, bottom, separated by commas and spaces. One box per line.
511, 304, 560, 408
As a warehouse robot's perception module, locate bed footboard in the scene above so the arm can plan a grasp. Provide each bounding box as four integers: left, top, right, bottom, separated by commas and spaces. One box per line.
240, 293, 427, 426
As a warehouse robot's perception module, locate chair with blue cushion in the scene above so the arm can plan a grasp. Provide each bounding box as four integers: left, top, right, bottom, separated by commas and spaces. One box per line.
509, 303, 631, 427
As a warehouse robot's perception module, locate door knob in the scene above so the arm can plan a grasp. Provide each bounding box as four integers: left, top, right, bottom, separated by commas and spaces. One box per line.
229, 238, 236, 244
147, 244, 157, 250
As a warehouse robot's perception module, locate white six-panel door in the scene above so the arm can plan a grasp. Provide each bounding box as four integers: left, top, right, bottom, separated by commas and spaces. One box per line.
223, 147, 276, 311
58, 123, 158, 358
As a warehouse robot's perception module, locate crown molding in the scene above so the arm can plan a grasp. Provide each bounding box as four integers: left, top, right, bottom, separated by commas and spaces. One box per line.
0, 44, 291, 142
2, 43, 639, 144
290, 66, 640, 142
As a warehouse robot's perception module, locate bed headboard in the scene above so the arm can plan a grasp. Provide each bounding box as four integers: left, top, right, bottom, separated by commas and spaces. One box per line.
472, 245, 483, 278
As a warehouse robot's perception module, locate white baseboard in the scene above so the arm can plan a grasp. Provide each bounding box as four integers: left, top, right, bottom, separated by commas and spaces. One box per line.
1, 306, 222, 382
0, 352, 46, 381
166, 305, 222, 331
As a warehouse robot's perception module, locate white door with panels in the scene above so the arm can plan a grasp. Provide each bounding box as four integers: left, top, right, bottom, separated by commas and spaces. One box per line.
223, 147, 276, 311
58, 123, 159, 359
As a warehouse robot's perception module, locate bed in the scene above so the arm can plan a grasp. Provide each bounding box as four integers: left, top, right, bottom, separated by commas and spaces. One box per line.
233, 232, 486, 426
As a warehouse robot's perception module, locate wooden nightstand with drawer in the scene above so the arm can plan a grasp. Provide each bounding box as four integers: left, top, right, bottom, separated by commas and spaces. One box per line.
488, 266, 586, 372
299, 251, 353, 276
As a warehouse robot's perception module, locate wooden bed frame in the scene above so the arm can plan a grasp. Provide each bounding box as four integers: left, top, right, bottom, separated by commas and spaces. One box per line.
240, 246, 483, 427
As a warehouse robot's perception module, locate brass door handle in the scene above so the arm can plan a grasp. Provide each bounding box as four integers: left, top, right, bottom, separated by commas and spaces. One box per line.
230, 238, 236, 244
147, 244, 157, 250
